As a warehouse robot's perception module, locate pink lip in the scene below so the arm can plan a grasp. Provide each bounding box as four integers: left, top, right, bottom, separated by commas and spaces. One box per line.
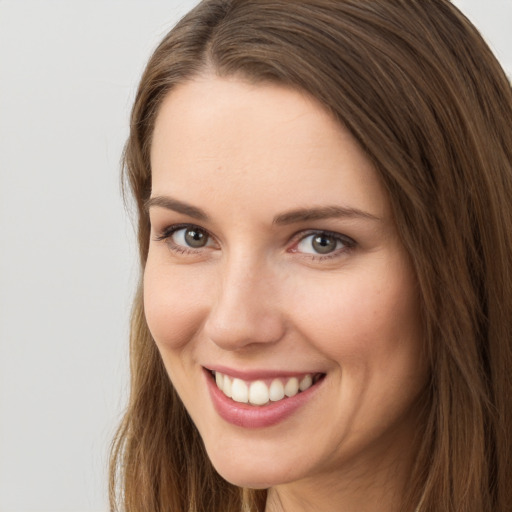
203, 367, 324, 429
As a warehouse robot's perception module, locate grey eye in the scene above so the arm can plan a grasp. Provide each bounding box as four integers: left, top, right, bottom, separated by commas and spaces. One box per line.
184, 228, 208, 247
172, 227, 211, 248
296, 232, 348, 255
311, 234, 338, 254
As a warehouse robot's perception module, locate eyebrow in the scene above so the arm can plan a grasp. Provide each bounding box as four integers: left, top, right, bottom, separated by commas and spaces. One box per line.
145, 196, 209, 220
273, 206, 381, 225
146, 195, 381, 224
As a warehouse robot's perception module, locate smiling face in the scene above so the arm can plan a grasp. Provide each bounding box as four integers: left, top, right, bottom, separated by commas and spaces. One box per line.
145, 76, 427, 507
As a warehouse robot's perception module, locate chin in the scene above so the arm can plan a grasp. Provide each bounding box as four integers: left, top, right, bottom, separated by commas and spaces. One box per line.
206, 449, 299, 489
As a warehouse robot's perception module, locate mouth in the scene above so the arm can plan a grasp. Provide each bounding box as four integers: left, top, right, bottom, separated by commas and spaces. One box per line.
207, 369, 325, 406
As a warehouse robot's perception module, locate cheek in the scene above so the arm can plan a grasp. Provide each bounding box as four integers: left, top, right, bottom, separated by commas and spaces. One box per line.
143, 254, 211, 350
289, 263, 422, 368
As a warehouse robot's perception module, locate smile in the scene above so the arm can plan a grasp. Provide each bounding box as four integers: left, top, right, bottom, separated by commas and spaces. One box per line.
204, 367, 326, 428
210, 370, 324, 406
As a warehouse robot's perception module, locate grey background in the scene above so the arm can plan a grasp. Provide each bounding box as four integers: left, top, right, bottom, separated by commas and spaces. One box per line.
0, 1, 510, 511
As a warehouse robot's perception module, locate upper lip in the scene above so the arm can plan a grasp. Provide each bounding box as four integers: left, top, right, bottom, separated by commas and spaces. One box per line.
203, 365, 325, 381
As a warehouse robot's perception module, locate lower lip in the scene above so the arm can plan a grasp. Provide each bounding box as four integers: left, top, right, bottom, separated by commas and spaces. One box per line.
204, 370, 324, 429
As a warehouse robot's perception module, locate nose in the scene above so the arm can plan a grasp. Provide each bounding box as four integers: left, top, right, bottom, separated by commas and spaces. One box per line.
204, 253, 286, 351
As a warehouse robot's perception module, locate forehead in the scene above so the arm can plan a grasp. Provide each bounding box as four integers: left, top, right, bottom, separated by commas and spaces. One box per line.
150, 76, 389, 220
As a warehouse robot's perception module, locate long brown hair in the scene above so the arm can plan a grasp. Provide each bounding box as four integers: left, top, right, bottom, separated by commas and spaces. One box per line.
110, 1, 512, 510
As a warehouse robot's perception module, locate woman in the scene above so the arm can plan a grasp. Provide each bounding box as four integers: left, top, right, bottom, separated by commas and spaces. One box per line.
110, 1, 512, 511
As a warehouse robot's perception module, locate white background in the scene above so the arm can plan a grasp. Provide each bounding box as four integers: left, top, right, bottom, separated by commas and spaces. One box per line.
0, 1, 510, 511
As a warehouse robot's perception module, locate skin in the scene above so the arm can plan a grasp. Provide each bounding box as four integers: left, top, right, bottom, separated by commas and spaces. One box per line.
145, 76, 428, 512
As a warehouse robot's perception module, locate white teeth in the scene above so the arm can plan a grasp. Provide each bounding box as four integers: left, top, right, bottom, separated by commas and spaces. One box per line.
299, 374, 312, 391
284, 377, 299, 397
231, 378, 248, 403
269, 379, 285, 401
213, 371, 319, 406
215, 371, 224, 389
249, 380, 269, 405
223, 375, 232, 398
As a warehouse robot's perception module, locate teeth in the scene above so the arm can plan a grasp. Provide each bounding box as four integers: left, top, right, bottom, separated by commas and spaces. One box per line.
223, 375, 232, 398
215, 371, 224, 389
231, 378, 248, 403
299, 374, 312, 391
284, 377, 299, 397
249, 381, 269, 405
213, 371, 319, 406
269, 379, 285, 401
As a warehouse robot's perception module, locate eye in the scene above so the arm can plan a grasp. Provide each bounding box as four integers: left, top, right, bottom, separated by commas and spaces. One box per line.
294, 231, 354, 256
154, 224, 216, 254
172, 226, 211, 248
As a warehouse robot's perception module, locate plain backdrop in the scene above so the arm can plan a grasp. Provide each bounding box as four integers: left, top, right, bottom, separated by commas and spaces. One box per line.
0, 1, 510, 511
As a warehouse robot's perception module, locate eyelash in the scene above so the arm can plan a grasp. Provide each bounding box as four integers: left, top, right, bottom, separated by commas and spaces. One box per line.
154, 223, 215, 255
153, 224, 356, 261
290, 229, 356, 261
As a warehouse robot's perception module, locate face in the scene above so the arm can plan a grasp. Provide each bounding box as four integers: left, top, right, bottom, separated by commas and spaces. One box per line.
145, 76, 427, 496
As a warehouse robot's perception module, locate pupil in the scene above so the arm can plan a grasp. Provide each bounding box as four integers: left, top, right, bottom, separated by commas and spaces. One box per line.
185, 229, 207, 248
312, 234, 336, 254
